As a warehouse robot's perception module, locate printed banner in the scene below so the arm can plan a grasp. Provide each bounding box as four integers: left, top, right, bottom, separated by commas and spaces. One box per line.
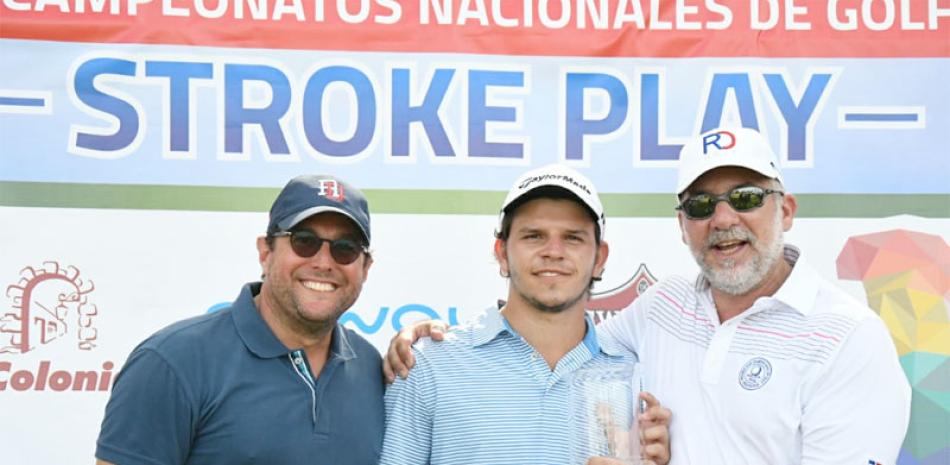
1, 2, 948, 464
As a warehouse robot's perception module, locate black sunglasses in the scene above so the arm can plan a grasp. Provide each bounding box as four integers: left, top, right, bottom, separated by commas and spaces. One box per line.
676, 186, 784, 220
270, 230, 367, 265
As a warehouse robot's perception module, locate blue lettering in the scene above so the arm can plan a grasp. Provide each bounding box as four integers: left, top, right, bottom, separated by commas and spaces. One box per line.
392, 304, 459, 331
391, 304, 441, 331
340, 307, 390, 334
302, 66, 376, 157
145, 61, 213, 153
701, 73, 759, 132
565, 72, 628, 161
207, 302, 230, 314
468, 70, 523, 159
73, 58, 139, 152
210, 303, 460, 335
391, 68, 456, 157
223, 64, 291, 154
639, 73, 680, 161
764, 73, 831, 162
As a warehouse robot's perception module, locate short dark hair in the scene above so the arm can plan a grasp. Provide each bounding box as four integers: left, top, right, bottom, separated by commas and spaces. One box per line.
494, 186, 601, 244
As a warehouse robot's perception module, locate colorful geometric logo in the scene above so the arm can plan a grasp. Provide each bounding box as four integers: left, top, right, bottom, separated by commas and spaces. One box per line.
837, 229, 949, 465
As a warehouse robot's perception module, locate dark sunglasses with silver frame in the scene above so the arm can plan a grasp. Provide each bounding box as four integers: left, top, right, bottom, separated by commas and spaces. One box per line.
676, 185, 785, 220
270, 229, 368, 265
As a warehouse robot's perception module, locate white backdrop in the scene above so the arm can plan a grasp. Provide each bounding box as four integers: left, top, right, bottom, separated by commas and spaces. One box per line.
2, 205, 946, 464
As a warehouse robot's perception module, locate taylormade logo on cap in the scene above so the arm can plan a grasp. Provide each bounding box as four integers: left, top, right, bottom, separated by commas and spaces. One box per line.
500, 164, 605, 241
517, 173, 593, 196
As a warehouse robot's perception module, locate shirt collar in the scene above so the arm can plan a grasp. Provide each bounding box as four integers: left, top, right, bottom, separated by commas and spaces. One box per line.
472, 304, 509, 347
770, 245, 822, 315
472, 303, 622, 357
232, 282, 356, 360
232, 282, 289, 359
329, 323, 357, 361
694, 244, 819, 320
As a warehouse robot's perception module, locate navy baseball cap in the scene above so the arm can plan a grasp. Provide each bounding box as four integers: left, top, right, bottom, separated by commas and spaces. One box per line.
267, 175, 371, 245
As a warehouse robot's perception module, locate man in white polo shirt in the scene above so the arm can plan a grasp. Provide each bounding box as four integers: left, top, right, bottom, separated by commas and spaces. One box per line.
593, 127, 911, 464
386, 127, 911, 465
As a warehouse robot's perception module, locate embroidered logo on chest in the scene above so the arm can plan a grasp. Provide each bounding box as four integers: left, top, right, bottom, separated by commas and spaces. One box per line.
738, 357, 773, 390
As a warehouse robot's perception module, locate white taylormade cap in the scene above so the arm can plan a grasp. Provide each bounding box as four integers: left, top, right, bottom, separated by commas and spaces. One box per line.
677, 127, 783, 194
499, 164, 605, 240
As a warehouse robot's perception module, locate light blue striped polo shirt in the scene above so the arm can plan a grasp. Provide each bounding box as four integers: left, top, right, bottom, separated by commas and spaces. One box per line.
380, 305, 637, 465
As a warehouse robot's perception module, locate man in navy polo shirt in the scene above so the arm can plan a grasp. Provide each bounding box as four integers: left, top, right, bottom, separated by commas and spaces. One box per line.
96, 175, 383, 465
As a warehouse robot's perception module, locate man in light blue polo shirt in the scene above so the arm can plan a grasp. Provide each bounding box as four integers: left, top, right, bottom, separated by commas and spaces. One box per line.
379, 165, 671, 465
96, 175, 383, 465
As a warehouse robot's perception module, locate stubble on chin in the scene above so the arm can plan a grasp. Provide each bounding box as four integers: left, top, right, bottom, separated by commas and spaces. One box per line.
510, 270, 590, 314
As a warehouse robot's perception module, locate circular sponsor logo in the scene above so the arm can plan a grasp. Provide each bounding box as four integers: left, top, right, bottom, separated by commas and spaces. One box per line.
738, 357, 772, 390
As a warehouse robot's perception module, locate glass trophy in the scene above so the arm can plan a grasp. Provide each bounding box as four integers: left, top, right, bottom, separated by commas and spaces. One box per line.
567, 362, 641, 465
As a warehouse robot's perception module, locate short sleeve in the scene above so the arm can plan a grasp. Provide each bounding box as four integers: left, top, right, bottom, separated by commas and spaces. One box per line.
379, 347, 436, 465
96, 348, 197, 465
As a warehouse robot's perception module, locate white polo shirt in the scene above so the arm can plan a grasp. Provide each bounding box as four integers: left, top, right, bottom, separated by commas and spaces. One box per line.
600, 246, 911, 465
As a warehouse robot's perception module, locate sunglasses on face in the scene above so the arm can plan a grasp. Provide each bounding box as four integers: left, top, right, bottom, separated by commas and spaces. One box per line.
270, 230, 367, 265
676, 185, 784, 220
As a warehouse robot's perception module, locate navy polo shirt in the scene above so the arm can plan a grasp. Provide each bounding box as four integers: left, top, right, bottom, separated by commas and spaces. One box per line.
96, 283, 384, 465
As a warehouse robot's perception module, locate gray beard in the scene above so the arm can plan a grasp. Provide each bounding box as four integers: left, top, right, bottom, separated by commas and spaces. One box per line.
696, 209, 785, 296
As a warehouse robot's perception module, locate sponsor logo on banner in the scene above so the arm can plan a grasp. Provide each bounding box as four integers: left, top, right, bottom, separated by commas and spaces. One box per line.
0, 262, 114, 392
586, 263, 657, 323
208, 301, 460, 336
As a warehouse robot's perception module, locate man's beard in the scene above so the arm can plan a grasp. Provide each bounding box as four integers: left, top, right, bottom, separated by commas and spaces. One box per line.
695, 208, 785, 296
509, 267, 590, 314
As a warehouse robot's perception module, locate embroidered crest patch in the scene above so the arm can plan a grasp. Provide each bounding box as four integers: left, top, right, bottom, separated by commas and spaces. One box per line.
739, 357, 772, 390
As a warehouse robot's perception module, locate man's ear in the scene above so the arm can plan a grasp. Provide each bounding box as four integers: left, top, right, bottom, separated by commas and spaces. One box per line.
494, 238, 509, 277
360, 254, 373, 283
256, 236, 271, 272
780, 193, 797, 232
677, 211, 689, 245
593, 240, 609, 279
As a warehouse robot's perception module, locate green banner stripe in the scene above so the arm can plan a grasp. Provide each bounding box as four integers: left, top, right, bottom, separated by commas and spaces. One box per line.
1, 181, 948, 218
